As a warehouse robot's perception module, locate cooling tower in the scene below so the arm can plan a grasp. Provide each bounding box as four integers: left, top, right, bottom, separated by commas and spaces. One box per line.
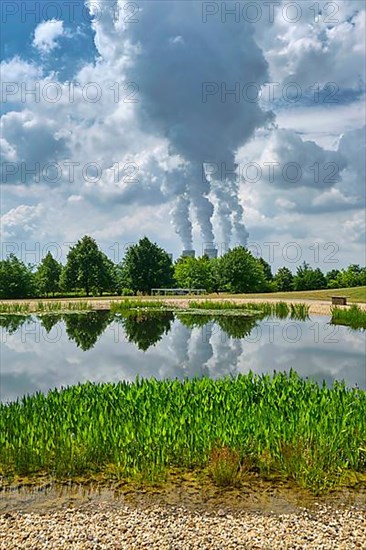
203, 248, 218, 259
182, 249, 195, 258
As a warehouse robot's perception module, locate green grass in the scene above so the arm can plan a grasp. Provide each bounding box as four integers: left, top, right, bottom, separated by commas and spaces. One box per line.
331, 305, 366, 330
204, 287, 366, 303
1, 372, 365, 493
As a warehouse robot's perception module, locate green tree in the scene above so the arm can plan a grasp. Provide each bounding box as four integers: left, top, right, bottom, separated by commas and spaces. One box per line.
174, 256, 216, 292
293, 262, 326, 291
35, 252, 62, 296
258, 257, 273, 281
219, 246, 267, 293
338, 264, 365, 288
256, 257, 275, 292
0, 254, 35, 299
121, 237, 173, 294
274, 267, 294, 292
326, 269, 341, 289
62, 236, 115, 296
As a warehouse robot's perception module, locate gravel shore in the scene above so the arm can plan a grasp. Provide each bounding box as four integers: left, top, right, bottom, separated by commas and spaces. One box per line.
1, 502, 365, 549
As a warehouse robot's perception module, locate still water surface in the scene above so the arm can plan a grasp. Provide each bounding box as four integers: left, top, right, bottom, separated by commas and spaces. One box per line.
1, 311, 365, 402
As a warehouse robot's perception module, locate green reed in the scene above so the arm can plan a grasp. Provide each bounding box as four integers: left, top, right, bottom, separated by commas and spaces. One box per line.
35, 301, 92, 313
0, 303, 30, 314
67, 301, 91, 311
1, 372, 364, 493
331, 305, 366, 330
36, 301, 62, 312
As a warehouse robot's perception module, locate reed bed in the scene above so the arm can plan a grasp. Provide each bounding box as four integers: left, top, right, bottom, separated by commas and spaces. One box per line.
1, 372, 364, 493
66, 301, 92, 311
331, 305, 366, 330
0, 303, 30, 314
36, 301, 62, 312
36, 301, 92, 312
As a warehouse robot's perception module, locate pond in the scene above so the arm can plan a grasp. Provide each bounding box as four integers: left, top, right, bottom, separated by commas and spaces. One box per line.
1, 311, 365, 403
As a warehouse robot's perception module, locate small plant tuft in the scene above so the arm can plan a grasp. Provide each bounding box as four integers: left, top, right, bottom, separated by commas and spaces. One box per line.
209, 446, 241, 487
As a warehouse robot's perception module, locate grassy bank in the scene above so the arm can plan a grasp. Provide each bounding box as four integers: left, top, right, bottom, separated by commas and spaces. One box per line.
331, 304, 366, 330
1, 286, 365, 307
204, 286, 366, 303
1, 372, 365, 493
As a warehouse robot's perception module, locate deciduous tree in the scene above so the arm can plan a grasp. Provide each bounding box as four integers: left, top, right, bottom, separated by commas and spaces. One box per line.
35, 252, 62, 296
121, 237, 173, 294
62, 236, 115, 296
0, 254, 35, 299
219, 246, 267, 293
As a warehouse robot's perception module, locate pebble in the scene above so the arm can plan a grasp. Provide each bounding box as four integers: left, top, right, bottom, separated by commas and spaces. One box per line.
1, 502, 365, 549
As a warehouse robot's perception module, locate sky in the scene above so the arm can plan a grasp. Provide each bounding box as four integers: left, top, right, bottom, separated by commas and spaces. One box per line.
1, 0, 365, 271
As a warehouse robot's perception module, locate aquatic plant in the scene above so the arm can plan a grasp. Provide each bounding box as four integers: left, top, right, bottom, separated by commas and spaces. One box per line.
0, 303, 30, 314
67, 301, 91, 311
110, 299, 167, 312
1, 372, 365, 493
331, 305, 366, 330
36, 301, 62, 312
188, 301, 309, 320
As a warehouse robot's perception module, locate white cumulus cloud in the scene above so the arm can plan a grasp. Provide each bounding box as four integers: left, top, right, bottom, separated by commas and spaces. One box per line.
33, 19, 65, 54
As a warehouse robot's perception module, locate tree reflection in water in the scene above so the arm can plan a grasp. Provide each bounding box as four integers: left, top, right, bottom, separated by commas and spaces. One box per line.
63, 311, 112, 351
1, 311, 259, 351
118, 311, 174, 351
177, 313, 258, 339
39, 314, 61, 334
0, 315, 30, 334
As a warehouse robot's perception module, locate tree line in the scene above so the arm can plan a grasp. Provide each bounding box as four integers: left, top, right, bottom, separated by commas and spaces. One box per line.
0, 235, 365, 299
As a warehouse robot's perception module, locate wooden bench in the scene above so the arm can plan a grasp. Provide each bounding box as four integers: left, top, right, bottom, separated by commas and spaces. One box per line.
331, 296, 347, 305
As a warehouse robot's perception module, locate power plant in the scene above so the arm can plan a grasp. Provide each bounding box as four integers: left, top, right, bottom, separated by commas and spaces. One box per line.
181, 247, 219, 259
182, 249, 196, 258
203, 247, 218, 259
